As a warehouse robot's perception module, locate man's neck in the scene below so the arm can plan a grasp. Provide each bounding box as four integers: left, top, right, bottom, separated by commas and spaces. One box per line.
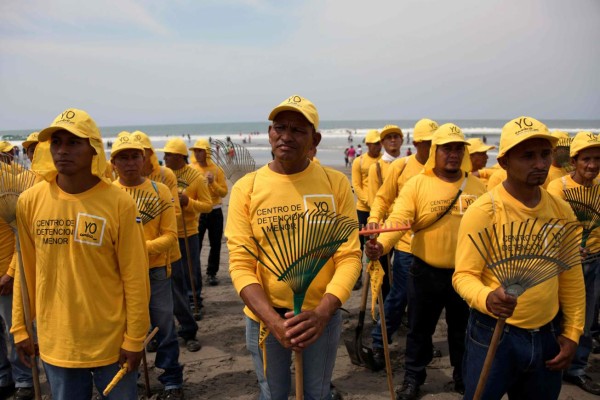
502, 179, 542, 208
269, 159, 310, 175
415, 150, 428, 165
572, 171, 597, 187
56, 173, 101, 194
119, 176, 146, 187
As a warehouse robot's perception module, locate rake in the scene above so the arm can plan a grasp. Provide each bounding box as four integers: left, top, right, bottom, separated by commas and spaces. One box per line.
174, 167, 204, 320
241, 209, 358, 400
0, 161, 42, 400
468, 218, 594, 400
123, 187, 171, 225
211, 139, 255, 183
563, 184, 600, 248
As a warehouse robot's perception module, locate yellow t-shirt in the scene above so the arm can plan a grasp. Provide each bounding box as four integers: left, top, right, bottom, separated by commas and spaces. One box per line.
191, 162, 228, 208
351, 154, 381, 212
171, 165, 212, 237
486, 168, 507, 190
113, 179, 178, 269
453, 184, 585, 342
543, 165, 569, 189
226, 162, 361, 322
378, 172, 486, 268
367, 159, 395, 208
12, 179, 150, 367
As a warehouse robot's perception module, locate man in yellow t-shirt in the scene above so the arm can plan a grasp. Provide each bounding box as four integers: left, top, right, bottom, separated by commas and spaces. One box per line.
543, 130, 572, 188
22, 132, 39, 165
367, 118, 437, 370
190, 139, 228, 287
547, 130, 600, 395
226, 95, 361, 399
110, 135, 185, 399
453, 117, 585, 399
365, 123, 485, 399
467, 138, 496, 186
12, 109, 150, 399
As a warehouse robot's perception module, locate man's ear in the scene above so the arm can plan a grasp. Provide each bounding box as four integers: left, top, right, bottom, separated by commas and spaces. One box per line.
312, 130, 322, 147
498, 155, 508, 170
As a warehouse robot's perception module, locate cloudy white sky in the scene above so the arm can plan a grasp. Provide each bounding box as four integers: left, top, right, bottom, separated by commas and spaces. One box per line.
1, 0, 599, 130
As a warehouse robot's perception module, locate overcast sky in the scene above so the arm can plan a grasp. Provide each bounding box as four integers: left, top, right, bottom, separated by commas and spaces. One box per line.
1, 0, 599, 130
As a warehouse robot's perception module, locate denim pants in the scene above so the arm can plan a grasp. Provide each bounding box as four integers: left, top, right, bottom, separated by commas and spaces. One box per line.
43, 361, 137, 400
371, 250, 412, 349
404, 257, 468, 385
178, 234, 202, 306
567, 255, 600, 377
462, 310, 562, 400
169, 259, 198, 340
246, 310, 342, 400
149, 267, 183, 389
198, 208, 224, 277
0, 294, 33, 388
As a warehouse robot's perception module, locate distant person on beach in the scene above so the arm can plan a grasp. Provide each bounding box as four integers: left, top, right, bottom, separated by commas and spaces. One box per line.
190, 139, 228, 287
367, 118, 438, 371
13, 109, 150, 399
453, 117, 585, 400
366, 124, 485, 399
110, 135, 185, 400
344, 147, 350, 167
356, 144, 362, 156
467, 138, 496, 186
226, 94, 361, 399
133, 131, 202, 352
347, 145, 356, 164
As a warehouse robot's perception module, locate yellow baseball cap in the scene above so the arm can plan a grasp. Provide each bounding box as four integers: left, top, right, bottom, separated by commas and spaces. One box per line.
364, 129, 381, 144
570, 131, 600, 157
552, 130, 572, 148
22, 132, 40, 149
498, 117, 556, 159
156, 138, 188, 156
131, 131, 153, 149
467, 138, 496, 154
38, 108, 102, 142
268, 94, 319, 130
189, 138, 211, 151
380, 125, 403, 141
117, 130, 131, 138
424, 123, 471, 173
110, 133, 145, 159
413, 118, 438, 142
0, 141, 13, 152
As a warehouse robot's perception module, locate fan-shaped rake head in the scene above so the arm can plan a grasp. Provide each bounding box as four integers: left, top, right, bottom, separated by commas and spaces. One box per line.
174, 167, 202, 191
241, 209, 359, 314
468, 218, 588, 297
564, 184, 600, 247
123, 187, 171, 225
211, 139, 256, 183
0, 163, 38, 226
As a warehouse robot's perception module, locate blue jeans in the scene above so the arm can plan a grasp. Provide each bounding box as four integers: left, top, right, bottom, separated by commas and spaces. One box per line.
198, 208, 224, 277
149, 267, 183, 389
246, 310, 342, 400
178, 234, 202, 307
169, 259, 198, 340
43, 361, 137, 400
462, 310, 562, 400
0, 294, 33, 388
371, 250, 412, 348
567, 255, 600, 377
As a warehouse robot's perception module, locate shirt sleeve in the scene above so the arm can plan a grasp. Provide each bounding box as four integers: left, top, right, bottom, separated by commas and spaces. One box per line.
210, 166, 228, 198
187, 175, 213, 214
351, 157, 368, 205
377, 178, 415, 253
145, 185, 178, 256
368, 159, 403, 223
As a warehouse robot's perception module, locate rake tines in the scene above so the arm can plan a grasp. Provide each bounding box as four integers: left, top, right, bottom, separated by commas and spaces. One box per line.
211, 139, 256, 183
564, 184, 600, 247
0, 162, 38, 226
174, 167, 202, 191
123, 187, 171, 225
468, 217, 589, 400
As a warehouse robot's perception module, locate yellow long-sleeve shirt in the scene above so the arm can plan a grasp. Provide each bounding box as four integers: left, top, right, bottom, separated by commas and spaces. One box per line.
191, 162, 228, 207
367, 159, 395, 208
171, 165, 212, 237
351, 154, 381, 212
113, 179, 178, 269
226, 162, 361, 322
378, 172, 486, 267
0, 220, 16, 277
12, 179, 150, 367
452, 184, 585, 342
368, 155, 425, 253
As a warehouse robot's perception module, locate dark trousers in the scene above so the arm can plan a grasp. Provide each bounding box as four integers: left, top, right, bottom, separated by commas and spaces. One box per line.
198, 208, 224, 277
170, 259, 198, 340
404, 257, 468, 385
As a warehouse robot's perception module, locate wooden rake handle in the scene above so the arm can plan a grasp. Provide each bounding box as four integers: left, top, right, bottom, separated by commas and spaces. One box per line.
473, 317, 505, 400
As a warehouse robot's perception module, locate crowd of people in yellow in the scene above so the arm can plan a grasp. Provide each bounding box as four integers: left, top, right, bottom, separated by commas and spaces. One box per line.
0, 95, 599, 400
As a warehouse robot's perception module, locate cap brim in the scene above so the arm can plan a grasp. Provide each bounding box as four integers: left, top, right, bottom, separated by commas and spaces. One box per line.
268, 105, 315, 127
435, 138, 470, 146
498, 134, 558, 158
38, 126, 88, 142
22, 140, 38, 149
414, 135, 434, 142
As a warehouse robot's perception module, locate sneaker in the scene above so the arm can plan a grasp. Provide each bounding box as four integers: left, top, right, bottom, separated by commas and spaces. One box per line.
563, 374, 600, 395
207, 275, 219, 286
146, 338, 158, 353
330, 383, 343, 400
185, 338, 202, 352
372, 347, 386, 372
158, 388, 185, 399
15, 387, 35, 400
395, 381, 419, 400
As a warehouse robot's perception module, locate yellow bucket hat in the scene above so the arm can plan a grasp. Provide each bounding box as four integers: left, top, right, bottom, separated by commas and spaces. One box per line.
22, 132, 40, 149
190, 138, 211, 151
498, 116, 556, 159
380, 125, 403, 141
157, 138, 188, 156
424, 123, 471, 174
413, 119, 438, 142
570, 131, 600, 158
467, 138, 496, 154
364, 129, 381, 144
0, 141, 13, 152
110, 133, 145, 159
552, 130, 572, 148
268, 94, 320, 130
